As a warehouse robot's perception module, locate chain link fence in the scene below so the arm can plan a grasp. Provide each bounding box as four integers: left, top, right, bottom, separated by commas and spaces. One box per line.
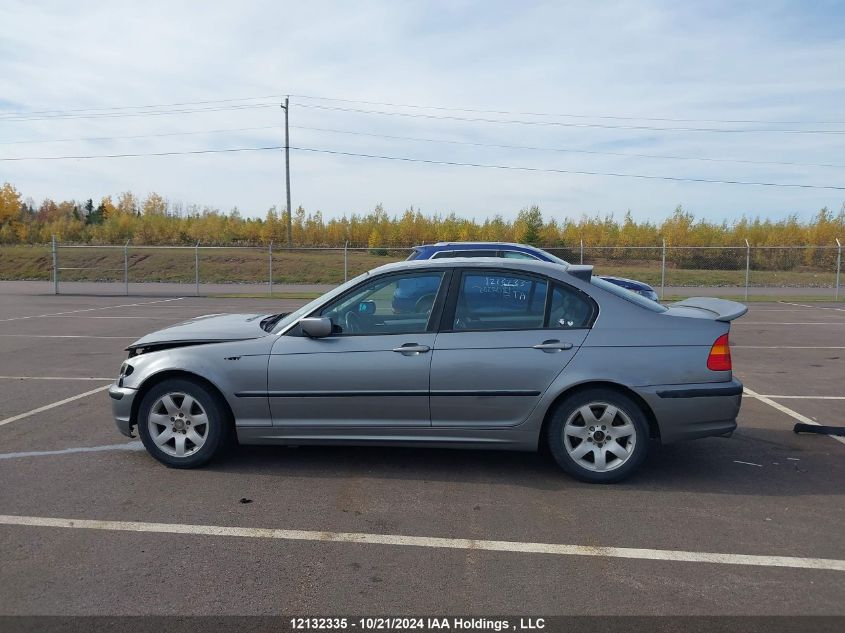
36, 238, 844, 299
46, 240, 415, 295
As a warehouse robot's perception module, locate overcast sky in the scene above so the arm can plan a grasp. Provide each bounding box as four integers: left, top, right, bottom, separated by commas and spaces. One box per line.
1, 0, 843, 223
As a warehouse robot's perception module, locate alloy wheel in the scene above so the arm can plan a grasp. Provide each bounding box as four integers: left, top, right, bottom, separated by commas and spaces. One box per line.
147, 392, 210, 458
562, 401, 637, 472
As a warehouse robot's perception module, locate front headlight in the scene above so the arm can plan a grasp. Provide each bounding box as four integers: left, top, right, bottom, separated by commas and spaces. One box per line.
117, 362, 135, 387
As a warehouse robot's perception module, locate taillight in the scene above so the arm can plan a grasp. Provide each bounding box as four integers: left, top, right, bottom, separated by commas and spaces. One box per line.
707, 333, 732, 371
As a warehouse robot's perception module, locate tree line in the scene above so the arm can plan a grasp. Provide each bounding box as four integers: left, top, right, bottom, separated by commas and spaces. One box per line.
0, 181, 842, 248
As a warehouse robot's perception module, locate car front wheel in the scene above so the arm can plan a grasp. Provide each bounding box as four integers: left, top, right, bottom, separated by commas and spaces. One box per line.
138, 378, 229, 468
547, 388, 649, 483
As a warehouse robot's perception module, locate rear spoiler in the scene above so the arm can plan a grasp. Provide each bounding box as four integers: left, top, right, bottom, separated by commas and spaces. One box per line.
566, 265, 593, 282
671, 297, 748, 322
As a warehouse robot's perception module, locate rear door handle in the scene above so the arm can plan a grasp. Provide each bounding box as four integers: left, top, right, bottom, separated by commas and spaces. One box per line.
392, 343, 431, 355
532, 340, 574, 352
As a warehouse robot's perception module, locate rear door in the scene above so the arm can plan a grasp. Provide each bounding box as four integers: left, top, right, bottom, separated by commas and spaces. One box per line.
430, 269, 596, 427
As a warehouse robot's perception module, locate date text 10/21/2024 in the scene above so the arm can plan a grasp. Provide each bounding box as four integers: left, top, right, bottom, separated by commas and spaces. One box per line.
290, 617, 547, 631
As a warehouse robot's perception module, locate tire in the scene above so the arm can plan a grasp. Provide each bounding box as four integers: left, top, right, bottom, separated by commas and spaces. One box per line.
547, 388, 649, 483
137, 378, 230, 469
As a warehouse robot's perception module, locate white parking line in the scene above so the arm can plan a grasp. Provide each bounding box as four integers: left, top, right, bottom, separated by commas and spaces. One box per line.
0, 385, 111, 428
0, 442, 143, 460
44, 315, 188, 320
780, 301, 845, 312
0, 298, 184, 322
743, 387, 845, 447
734, 322, 845, 326
753, 394, 845, 400
0, 514, 842, 572
0, 334, 136, 339
0, 376, 112, 381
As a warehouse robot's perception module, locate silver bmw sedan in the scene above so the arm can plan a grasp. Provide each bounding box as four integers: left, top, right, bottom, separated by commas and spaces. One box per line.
109, 258, 746, 483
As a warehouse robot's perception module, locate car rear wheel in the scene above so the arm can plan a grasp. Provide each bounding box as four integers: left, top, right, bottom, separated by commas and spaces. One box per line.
138, 378, 229, 468
547, 388, 648, 483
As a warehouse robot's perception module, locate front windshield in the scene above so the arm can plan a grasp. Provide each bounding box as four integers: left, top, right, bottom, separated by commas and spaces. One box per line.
591, 275, 666, 312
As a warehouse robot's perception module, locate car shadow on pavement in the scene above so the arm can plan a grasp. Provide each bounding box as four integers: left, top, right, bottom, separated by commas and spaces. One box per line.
200, 427, 844, 497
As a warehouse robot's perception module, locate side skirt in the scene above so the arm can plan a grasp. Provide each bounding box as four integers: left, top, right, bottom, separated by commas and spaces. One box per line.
235, 426, 538, 451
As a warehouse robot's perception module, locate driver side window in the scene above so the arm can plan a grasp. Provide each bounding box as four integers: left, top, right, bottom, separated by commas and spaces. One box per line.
319, 272, 445, 336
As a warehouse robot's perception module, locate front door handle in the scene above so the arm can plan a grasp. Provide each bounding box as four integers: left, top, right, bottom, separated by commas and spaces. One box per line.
532, 340, 574, 352
392, 343, 431, 355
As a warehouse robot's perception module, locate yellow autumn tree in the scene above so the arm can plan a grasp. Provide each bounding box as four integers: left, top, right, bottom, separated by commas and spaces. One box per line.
0, 182, 21, 225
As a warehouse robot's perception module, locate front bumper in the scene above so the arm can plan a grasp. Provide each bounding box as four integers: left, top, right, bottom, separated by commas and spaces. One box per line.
636, 378, 743, 444
109, 383, 138, 437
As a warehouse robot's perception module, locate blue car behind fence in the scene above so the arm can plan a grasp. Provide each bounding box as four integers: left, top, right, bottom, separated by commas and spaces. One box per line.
392, 242, 659, 313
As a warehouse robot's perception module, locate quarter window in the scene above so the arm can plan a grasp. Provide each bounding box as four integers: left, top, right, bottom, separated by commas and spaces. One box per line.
548, 284, 594, 329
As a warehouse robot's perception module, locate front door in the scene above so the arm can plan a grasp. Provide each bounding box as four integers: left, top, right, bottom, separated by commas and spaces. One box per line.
268, 270, 448, 427
430, 270, 595, 427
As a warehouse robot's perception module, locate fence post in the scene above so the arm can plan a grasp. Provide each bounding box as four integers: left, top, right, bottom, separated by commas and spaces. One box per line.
744, 239, 751, 302
660, 239, 666, 300
124, 239, 130, 296
344, 241, 349, 283
580, 239, 584, 265
51, 235, 58, 295
269, 241, 274, 296
195, 241, 200, 297
836, 238, 842, 301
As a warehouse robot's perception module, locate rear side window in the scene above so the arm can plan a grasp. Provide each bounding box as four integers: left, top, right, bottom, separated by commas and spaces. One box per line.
549, 284, 595, 328
453, 272, 548, 331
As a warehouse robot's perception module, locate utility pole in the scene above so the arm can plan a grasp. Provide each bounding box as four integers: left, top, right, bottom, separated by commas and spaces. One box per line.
281, 97, 292, 248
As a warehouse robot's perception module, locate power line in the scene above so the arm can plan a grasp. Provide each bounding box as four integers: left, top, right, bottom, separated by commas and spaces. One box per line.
289, 94, 845, 126
0, 125, 282, 145
290, 125, 845, 170
0, 95, 281, 118
0, 103, 278, 122
2, 143, 842, 190
4, 91, 844, 126
5, 122, 841, 169
288, 147, 845, 190
296, 103, 845, 135
0, 146, 283, 160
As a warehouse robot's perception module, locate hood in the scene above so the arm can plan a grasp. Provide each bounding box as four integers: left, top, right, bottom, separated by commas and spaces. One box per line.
127, 313, 273, 351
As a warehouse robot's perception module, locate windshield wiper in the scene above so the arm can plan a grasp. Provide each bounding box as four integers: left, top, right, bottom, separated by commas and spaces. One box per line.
259, 313, 289, 332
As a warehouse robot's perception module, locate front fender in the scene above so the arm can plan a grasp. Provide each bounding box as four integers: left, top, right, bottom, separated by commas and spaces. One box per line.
121, 337, 274, 428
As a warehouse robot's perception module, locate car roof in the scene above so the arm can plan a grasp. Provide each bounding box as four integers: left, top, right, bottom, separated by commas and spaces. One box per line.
367, 256, 592, 283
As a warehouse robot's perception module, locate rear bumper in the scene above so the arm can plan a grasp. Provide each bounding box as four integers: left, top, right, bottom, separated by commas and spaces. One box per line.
109, 384, 137, 437
636, 378, 742, 444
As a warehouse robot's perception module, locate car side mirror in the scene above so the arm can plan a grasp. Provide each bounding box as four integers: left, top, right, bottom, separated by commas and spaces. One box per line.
300, 317, 332, 338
